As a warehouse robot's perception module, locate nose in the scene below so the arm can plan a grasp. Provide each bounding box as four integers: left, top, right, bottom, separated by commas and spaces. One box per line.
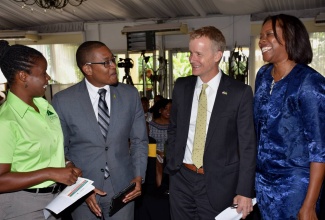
189, 54, 194, 63
109, 62, 117, 68
259, 34, 267, 42
46, 73, 51, 80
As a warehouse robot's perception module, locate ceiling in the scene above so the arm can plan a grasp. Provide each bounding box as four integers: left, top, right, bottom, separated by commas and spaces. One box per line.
0, 0, 325, 32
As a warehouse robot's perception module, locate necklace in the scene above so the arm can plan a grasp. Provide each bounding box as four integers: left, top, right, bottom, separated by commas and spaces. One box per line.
269, 64, 293, 95
269, 80, 275, 95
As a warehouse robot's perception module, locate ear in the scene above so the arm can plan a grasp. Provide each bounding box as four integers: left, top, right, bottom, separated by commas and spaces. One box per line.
82, 64, 92, 76
17, 71, 28, 82
214, 50, 223, 63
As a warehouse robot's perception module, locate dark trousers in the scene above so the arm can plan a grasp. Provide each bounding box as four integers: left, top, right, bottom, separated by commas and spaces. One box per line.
169, 165, 218, 220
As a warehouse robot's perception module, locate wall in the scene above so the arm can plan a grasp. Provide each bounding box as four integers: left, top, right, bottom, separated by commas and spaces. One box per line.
6, 32, 84, 45
84, 15, 251, 51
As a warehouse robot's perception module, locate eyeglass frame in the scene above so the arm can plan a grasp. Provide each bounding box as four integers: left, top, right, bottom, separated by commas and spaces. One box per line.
84, 56, 116, 68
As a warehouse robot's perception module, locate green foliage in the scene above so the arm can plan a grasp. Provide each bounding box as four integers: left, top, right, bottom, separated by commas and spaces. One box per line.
172, 52, 192, 80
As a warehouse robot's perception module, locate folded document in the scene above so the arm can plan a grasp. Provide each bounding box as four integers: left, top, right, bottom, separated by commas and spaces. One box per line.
215, 198, 257, 220
43, 177, 95, 219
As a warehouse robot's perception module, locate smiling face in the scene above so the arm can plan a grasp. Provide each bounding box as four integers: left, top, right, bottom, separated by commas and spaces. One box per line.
259, 20, 289, 64
83, 46, 118, 87
25, 56, 50, 97
160, 102, 171, 120
189, 36, 222, 83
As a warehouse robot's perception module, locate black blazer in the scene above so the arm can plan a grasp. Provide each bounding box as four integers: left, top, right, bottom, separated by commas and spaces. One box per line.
165, 73, 256, 212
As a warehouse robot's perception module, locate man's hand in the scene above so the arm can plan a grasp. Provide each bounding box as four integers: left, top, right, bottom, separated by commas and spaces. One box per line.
123, 176, 142, 203
233, 195, 253, 219
85, 188, 107, 217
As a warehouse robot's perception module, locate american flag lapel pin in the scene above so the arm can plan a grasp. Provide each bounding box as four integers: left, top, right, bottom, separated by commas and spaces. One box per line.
222, 91, 227, 95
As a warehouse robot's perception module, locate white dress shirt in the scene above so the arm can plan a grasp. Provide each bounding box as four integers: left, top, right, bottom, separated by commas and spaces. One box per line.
85, 78, 111, 121
183, 71, 222, 164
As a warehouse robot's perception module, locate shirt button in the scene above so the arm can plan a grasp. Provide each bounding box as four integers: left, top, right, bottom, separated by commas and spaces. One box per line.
105, 147, 108, 151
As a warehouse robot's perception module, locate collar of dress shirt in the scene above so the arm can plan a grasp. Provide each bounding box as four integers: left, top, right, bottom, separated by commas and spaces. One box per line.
195, 69, 222, 93
85, 78, 110, 101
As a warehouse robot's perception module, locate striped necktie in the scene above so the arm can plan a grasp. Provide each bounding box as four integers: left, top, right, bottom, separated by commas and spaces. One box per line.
98, 88, 110, 179
98, 88, 110, 139
192, 83, 208, 168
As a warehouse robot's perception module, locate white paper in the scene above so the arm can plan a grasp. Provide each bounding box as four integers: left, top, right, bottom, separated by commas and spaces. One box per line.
43, 177, 95, 219
215, 198, 257, 220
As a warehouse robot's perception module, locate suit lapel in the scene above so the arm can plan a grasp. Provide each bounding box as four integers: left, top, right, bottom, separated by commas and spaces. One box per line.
205, 73, 230, 147
183, 77, 197, 126
77, 80, 106, 143
108, 85, 118, 137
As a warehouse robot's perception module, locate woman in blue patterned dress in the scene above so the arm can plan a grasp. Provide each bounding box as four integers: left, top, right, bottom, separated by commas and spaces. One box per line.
149, 98, 172, 187
254, 14, 325, 219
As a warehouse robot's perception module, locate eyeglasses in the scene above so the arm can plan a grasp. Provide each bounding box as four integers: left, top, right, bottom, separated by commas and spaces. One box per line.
85, 56, 116, 68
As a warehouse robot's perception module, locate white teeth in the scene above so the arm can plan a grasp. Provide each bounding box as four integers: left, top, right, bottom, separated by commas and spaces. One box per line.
43, 85, 47, 89
261, 47, 271, 53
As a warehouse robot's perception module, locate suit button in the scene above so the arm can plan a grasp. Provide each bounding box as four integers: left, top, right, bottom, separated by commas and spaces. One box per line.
101, 169, 104, 172
105, 147, 108, 151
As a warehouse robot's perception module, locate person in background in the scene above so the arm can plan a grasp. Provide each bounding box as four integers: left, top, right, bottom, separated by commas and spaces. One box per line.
149, 94, 163, 113
52, 41, 148, 220
149, 98, 172, 187
153, 94, 163, 104
139, 69, 154, 99
141, 96, 152, 123
0, 40, 81, 220
254, 14, 325, 219
165, 26, 256, 219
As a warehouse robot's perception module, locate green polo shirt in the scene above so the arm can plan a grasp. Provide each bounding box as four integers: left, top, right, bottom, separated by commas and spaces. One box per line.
0, 91, 65, 188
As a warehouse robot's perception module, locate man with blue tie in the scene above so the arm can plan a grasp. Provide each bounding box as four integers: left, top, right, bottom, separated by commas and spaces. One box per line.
52, 41, 148, 219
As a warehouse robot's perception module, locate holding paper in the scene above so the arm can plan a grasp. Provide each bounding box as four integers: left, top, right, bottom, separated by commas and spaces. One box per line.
44, 177, 95, 219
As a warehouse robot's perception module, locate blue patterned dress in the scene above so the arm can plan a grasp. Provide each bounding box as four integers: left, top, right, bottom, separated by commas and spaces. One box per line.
253, 63, 325, 219
149, 120, 169, 152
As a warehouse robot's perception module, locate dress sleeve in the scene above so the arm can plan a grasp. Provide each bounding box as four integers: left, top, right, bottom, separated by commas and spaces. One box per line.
299, 72, 325, 163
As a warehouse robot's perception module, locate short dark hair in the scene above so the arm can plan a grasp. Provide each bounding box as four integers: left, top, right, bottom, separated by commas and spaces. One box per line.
76, 41, 106, 74
263, 14, 312, 64
141, 96, 149, 102
0, 40, 44, 85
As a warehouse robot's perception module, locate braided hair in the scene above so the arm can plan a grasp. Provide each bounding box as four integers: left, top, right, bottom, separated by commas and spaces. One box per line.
0, 40, 44, 85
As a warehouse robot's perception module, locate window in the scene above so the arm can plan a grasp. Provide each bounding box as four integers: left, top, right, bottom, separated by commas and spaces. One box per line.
309, 32, 325, 76
29, 44, 83, 84
170, 48, 249, 85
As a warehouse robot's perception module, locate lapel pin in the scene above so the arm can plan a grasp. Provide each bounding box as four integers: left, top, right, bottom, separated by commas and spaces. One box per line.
113, 94, 116, 99
222, 91, 228, 95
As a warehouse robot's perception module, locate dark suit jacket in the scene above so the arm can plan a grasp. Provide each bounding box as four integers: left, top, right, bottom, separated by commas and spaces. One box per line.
165, 74, 256, 212
52, 80, 148, 195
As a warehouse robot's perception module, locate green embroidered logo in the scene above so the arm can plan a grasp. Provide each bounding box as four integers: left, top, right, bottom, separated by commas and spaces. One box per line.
47, 110, 54, 116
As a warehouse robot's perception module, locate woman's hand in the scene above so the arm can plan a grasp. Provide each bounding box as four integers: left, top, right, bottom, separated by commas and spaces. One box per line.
50, 167, 82, 186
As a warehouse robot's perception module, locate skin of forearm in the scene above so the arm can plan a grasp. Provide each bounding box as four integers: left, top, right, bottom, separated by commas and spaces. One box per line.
0, 167, 55, 193
302, 162, 325, 208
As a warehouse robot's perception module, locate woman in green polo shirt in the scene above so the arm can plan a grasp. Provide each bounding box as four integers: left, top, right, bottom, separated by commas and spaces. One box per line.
0, 40, 82, 220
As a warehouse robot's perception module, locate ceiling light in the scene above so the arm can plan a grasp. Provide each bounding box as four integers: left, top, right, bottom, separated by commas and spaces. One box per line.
14, 0, 85, 9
